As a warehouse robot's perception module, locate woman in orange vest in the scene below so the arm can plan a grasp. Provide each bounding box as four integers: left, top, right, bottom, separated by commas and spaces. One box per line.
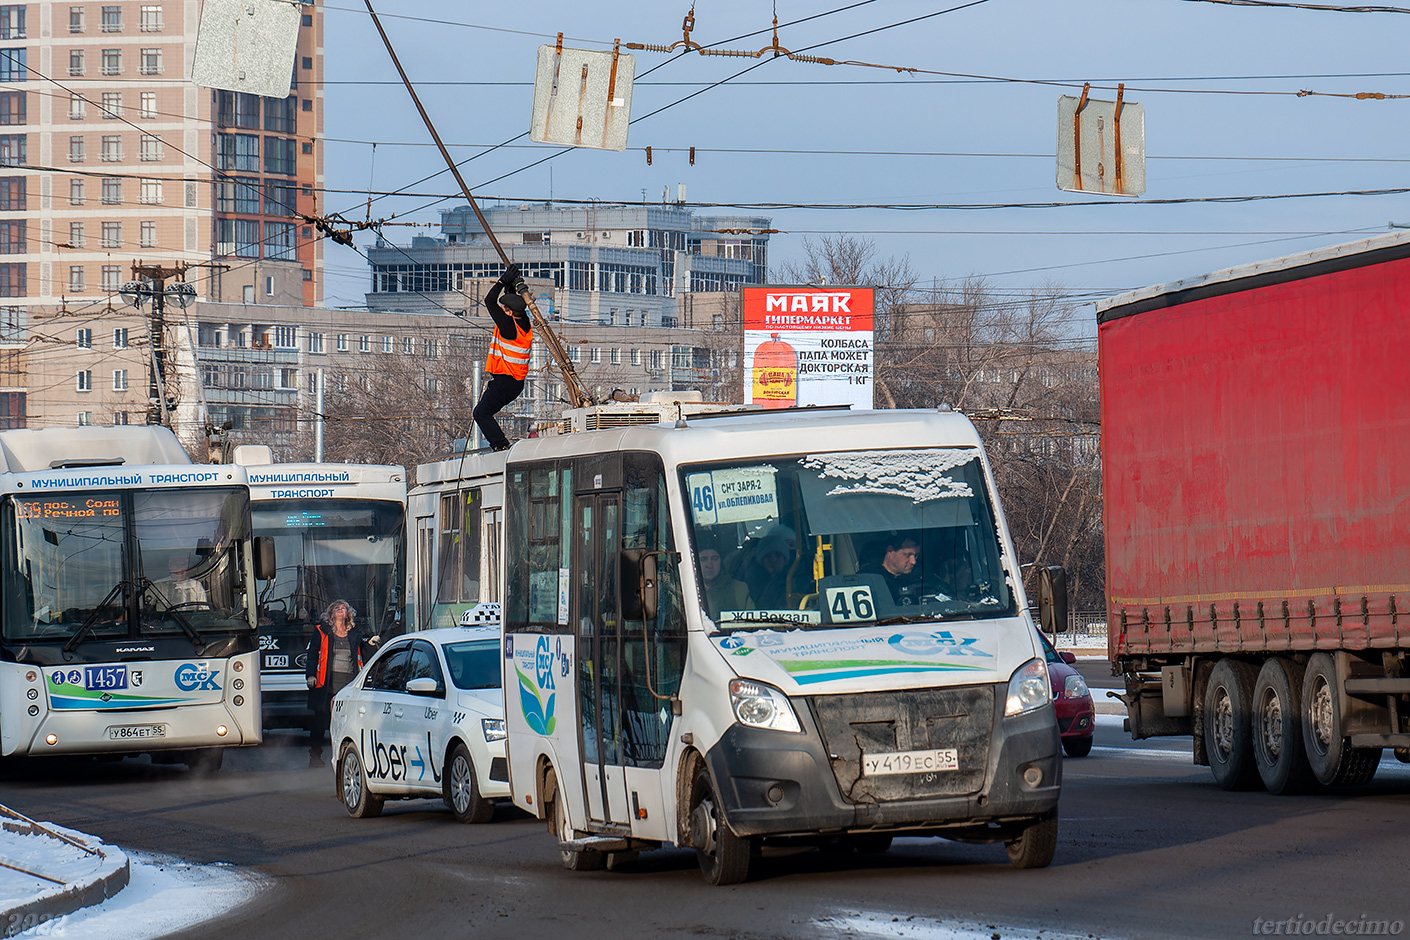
304, 599, 379, 768
473, 263, 533, 452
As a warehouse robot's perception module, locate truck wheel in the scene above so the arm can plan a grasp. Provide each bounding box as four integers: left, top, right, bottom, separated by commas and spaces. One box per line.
445, 742, 494, 824
691, 767, 752, 885
1252, 658, 1316, 794
1005, 811, 1058, 869
1302, 653, 1379, 787
339, 743, 384, 819
1203, 659, 1261, 790
547, 770, 604, 872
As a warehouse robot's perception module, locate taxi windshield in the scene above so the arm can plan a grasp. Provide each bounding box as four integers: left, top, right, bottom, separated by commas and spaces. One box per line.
443, 639, 501, 690
680, 448, 1015, 633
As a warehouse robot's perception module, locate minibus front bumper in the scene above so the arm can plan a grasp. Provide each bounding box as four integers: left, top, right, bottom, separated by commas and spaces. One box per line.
702, 683, 1060, 839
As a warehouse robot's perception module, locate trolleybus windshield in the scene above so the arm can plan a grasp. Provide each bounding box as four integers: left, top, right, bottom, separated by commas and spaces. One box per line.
681, 447, 1015, 631
2, 487, 254, 642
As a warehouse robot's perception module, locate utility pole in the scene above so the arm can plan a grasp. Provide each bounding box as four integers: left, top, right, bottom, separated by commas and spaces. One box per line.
362, 0, 593, 409
120, 263, 195, 428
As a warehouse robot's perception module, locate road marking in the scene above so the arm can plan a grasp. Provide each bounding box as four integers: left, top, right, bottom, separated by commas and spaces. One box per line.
816, 911, 1120, 939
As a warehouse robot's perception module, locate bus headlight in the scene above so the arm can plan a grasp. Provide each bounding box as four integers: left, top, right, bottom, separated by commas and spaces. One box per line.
1004, 658, 1051, 717
728, 679, 802, 734
482, 718, 506, 742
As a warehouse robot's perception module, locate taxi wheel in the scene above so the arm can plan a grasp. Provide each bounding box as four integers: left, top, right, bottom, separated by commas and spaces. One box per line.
445, 742, 493, 824
339, 743, 383, 819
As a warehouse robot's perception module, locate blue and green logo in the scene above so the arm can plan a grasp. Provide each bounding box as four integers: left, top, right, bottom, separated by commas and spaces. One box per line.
516, 636, 557, 735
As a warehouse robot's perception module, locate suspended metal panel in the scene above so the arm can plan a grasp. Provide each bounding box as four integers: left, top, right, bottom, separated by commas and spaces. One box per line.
1056, 89, 1145, 196
192, 0, 304, 99
529, 41, 635, 152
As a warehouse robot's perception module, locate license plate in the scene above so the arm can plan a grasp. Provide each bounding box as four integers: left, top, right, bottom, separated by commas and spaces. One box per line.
862, 748, 958, 776
106, 724, 166, 740
85, 665, 127, 691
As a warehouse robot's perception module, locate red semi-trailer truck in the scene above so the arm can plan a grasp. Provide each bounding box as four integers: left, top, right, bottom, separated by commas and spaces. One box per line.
1097, 232, 1410, 794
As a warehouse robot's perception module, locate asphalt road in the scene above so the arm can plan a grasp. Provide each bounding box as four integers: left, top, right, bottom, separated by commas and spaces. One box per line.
4, 680, 1410, 940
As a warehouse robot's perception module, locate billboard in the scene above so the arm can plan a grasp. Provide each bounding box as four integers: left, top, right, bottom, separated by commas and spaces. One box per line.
741, 286, 875, 410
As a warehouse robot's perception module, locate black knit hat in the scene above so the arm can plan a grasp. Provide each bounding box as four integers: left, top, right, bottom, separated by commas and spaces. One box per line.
499, 292, 527, 313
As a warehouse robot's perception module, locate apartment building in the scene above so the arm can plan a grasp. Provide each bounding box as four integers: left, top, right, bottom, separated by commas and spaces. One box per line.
0, 0, 325, 427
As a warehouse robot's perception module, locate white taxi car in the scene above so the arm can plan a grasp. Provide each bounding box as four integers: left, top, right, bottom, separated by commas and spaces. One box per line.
330, 626, 510, 822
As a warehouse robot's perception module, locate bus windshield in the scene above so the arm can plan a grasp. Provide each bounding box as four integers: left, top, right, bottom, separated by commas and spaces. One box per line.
1, 487, 254, 642
252, 499, 405, 637
681, 448, 1016, 632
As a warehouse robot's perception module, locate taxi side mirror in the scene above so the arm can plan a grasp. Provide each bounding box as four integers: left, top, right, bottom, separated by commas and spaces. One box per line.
405, 676, 441, 696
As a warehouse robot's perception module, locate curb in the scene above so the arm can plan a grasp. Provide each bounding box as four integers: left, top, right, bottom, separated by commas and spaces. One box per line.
0, 809, 130, 937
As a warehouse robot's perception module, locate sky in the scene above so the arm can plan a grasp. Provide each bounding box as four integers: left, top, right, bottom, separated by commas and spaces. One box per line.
316, 0, 1410, 326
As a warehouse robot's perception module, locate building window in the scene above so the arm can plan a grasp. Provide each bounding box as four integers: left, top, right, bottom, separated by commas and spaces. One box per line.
610, 348, 622, 365
228, 365, 248, 389
68, 92, 84, 120
252, 367, 273, 390
0, 133, 25, 164
301, 56, 312, 70
335, 333, 347, 352
101, 91, 120, 118
274, 325, 296, 348
301, 99, 312, 112
0, 91, 24, 124
630, 349, 642, 366
279, 367, 297, 389
68, 221, 84, 248
100, 48, 120, 76
112, 411, 128, 425
112, 369, 127, 391
425, 377, 439, 395
589, 347, 601, 364
113, 327, 128, 348
77, 369, 92, 391
305, 371, 317, 394
68, 7, 84, 34
138, 178, 161, 204
101, 6, 121, 32
216, 133, 259, 172
139, 221, 155, 248
68, 49, 84, 76
68, 265, 85, 292
263, 136, 296, 176
401, 336, 414, 355
67, 135, 84, 162
358, 335, 370, 353
216, 219, 259, 258
263, 180, 296, 217
306, 331, 324, 353
100, 221, 120, 249
0, 176, 21, 210
0, 48, 25, 82
649, 350, 662, 370
139, 91, 156, 119
216, 91, 260, 128
0, 262, 24, 297
139, 5, 162, 32
100, 134, 121, 162
215, 178, 259, 214
423, 339, 438, 359
101, 177, 121, 205
381, 336, 393, 354
138, 48, 160, 75
264, 96, 296, 133
76, 328, 91, 348
264, 221, 294, 260
100, 265, 121, 291
568, 346, 580, 362
69, 179, 84, 205
139, 134, 161, 161
77, 411, 91, 426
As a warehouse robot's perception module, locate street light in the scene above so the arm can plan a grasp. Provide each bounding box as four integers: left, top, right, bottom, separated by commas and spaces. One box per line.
120, 280, 195, 309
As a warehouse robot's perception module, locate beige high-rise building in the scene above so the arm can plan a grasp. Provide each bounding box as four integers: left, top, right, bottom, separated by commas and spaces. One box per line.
2, 0, 325, 429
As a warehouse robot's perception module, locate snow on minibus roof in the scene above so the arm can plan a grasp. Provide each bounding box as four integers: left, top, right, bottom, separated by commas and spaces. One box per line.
1096, 228, 1410, 320
0, 426, 190, 474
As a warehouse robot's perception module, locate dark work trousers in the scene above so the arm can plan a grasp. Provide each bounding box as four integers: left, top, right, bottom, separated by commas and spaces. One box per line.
306, 689, 332, 756
473, 373, 525, 449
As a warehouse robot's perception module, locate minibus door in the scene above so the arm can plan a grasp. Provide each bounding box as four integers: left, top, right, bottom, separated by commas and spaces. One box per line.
573, 493, 633, 827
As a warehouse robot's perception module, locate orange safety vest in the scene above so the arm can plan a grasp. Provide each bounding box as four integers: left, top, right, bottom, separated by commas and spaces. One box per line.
312, 628, 364, 689
486, 322, 533, 380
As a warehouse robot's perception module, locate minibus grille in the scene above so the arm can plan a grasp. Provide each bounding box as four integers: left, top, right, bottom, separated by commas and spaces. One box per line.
809, 685, 993, 802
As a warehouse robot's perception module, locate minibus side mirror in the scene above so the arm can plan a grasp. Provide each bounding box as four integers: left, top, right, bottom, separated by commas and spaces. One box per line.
620, 549, 659, 622
1038, 565, 1068, 634
253, 536, 276, 581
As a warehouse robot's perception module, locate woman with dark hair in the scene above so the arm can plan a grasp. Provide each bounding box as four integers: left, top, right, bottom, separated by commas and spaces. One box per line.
304, 599, 379, 768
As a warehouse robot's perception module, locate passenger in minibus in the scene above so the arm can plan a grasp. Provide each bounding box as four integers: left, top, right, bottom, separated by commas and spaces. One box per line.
696, 535, 752, 618
741, 529, 793, 610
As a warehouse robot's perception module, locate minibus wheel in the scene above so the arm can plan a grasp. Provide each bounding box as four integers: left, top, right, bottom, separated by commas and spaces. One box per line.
1004, 811, 1057, 869
691, 768, 751, 885
546, 770, 605, 871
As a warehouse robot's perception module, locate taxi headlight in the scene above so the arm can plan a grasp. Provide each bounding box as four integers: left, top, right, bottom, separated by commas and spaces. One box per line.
1005, 658, 1051, 717
728, 679, 801, 734
1064, 673, 1090, 699
482, 718, 506, 742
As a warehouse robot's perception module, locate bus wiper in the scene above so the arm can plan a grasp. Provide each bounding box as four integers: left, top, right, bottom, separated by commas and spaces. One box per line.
138, 579, 206, 649
62, 580, 131, 655
876, 612, 979, 626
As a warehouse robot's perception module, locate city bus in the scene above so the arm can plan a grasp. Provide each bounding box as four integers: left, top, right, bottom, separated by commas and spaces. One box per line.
499, 407, 1066, 884
0, 426, 269, 771
230, 447, 406, 728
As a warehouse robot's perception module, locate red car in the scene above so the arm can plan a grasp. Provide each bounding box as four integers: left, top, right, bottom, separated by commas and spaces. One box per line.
1038, 631, 1094, 757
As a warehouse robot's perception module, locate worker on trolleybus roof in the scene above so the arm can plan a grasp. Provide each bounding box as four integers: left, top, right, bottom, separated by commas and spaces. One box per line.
473, 263, 533, 453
